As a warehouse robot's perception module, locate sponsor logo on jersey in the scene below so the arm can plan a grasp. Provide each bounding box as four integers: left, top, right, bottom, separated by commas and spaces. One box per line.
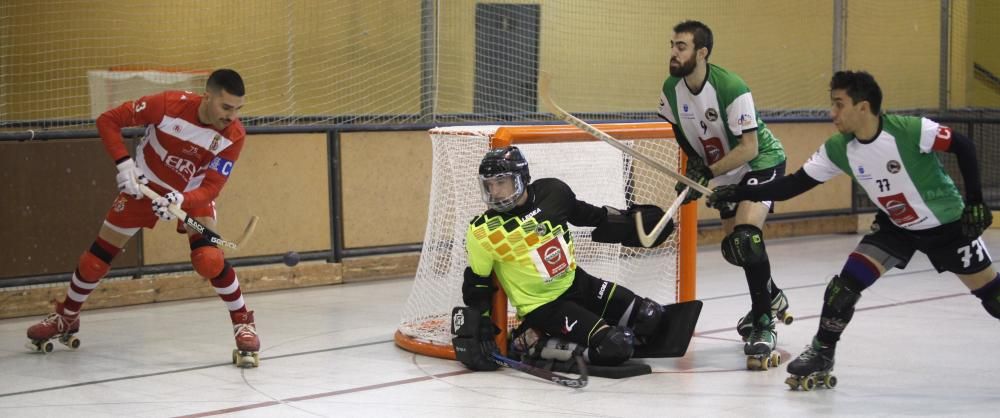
738, 113, 753, 127
210, 135, 222, 152
855, 165, 872, 181
208, 156, 235, 177
173, 125, 182, 134
682, 103, 689, 112
877, 193, 919, 225
886, 160, 901, 174
705, 108, 719, 122
544, 246, 562, 264
597, 281, 609, 300
533, 237, 570, 281
165, 155, 197, 179
699, 137, 725, 164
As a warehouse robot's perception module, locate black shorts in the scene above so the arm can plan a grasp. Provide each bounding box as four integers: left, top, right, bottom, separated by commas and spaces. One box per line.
860, 211, 993, 275
521, 268, 634, 347
717, 161, 786, 219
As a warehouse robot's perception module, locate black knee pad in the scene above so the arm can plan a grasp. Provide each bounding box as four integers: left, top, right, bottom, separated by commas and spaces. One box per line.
587, 326, 635, 366
825, 274, 863, 312
630, 298, 664, 339
720, 224, 767, 267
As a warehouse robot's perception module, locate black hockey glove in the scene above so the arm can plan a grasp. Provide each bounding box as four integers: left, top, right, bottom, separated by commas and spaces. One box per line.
675, 156, 712, 204
707, 184, 742, 210
451, 307, 502, 371
961, 201, 993, 239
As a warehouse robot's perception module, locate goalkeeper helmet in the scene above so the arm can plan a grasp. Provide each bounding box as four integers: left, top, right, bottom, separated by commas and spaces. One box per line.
478, 146, 530, 212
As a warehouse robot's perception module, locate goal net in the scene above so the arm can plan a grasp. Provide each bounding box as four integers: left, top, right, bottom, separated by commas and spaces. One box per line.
395, 122, 696, 359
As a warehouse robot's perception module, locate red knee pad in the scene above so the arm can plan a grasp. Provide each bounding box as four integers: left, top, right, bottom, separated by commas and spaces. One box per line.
191, 246, 225, 279
77, 251, 110, 281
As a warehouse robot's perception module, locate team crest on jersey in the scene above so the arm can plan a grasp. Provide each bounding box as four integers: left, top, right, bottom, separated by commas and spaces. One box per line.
705, 108, 719, 122
210, 135, 222, 152
173, 125, 182, 134
113, 195, 128, 212
682, 103, 689, 112
886, 160, 901, 174
536, 223, 547, 236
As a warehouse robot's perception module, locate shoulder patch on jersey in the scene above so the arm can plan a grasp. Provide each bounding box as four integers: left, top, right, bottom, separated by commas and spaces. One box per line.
208, 156, 235, 177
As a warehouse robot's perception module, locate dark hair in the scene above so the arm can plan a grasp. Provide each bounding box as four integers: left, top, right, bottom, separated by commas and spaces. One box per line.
830, 70, 882, 115
673, 20, 714, 60
206, 69, 245, 97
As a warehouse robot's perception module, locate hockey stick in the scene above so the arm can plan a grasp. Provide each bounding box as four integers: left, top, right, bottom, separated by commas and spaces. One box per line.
138, 184, 258, 250
538, 71, 713, 196
635, 187, 689, 248
491, 352, 588, 389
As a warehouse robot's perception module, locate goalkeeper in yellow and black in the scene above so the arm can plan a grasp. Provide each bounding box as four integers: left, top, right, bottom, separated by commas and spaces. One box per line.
451, 146, 702, 375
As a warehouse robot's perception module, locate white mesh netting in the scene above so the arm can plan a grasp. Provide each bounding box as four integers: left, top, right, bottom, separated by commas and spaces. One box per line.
397, 124, 685, 354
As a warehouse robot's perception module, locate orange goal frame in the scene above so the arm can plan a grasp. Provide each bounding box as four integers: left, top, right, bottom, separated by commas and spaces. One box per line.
393, 122, 698, 359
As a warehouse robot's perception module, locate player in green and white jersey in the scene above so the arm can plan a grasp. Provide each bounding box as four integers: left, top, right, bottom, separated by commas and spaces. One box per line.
451, 147, 700, 375
709, 71, 996, 389
657, 20, 790, 367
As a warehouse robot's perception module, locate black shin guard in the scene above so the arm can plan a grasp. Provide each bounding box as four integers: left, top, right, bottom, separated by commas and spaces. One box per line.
816, 274, 864, 345
745, 260, 773, 318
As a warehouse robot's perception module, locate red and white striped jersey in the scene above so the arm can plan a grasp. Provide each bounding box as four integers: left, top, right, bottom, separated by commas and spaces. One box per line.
97, 90, 246, 210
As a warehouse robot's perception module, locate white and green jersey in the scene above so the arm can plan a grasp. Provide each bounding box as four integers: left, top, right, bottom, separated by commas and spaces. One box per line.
658, 63, 785, 176
802, 114, 963, 230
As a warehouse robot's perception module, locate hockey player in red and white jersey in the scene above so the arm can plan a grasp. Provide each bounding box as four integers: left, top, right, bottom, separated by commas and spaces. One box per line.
25, 69, 261, 367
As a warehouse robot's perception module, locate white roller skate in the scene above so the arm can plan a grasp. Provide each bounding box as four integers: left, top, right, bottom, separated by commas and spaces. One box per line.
230, 311, 260, 368
744, 314, 780, 370
785, 338, 837, 391
26, 302, 81, 353
737, 289, 793, 341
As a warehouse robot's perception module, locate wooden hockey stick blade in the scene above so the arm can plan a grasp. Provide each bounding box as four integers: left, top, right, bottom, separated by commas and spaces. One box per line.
234, 215, 259, 248
538, 71, 713, 196
137, 184, 240, 250
636, 187, 689, 247
491, 352, 588, 389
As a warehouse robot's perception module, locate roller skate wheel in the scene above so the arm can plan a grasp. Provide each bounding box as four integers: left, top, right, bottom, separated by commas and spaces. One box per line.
782, 313, 794, 325
824, 374, 837, 388
802, 376, 816, 391
232, 350, 260, 368
768, 352, 781, 367
746, 356, 758, 370
41, 341, 55, 353
63, 336, 81, 349
785, 376, 800, 390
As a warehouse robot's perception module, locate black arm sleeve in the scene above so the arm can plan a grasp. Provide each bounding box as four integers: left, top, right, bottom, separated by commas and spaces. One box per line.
734, 169, 823, 202
569, 198, 608, 227
943, 130, 984, 203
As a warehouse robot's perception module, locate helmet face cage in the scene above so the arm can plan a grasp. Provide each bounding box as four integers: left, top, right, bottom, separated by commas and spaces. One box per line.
478, 146, 530, 212
479, 172, 525, 212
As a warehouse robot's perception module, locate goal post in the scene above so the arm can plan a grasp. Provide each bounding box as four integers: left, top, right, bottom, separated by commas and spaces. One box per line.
395, 122, 696, 360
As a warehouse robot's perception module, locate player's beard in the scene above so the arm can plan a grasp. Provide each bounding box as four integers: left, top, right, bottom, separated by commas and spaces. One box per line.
669, 56, 696, 78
